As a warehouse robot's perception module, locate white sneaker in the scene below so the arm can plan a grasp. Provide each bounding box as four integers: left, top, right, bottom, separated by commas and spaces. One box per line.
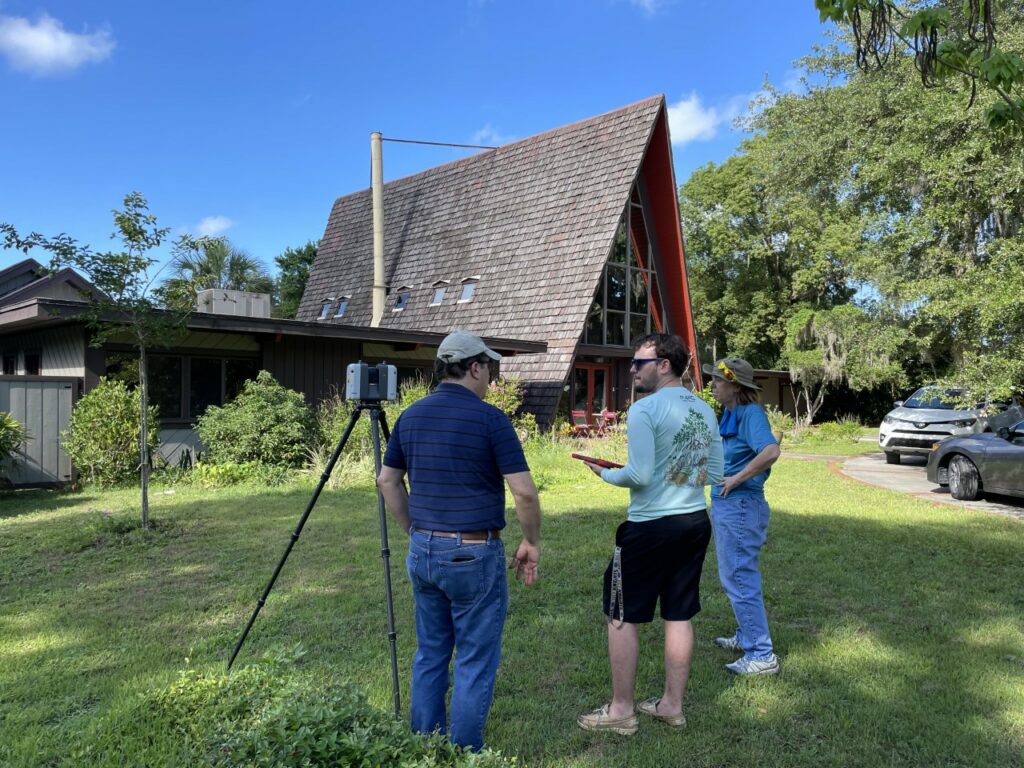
725, 654, 780, 676
714, 634, 742, 651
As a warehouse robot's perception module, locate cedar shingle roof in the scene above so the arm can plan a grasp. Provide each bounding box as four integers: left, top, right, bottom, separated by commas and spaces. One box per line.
300, 96, 667, 422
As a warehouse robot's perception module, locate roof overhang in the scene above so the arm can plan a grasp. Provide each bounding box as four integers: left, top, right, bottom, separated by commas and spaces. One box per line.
0, 298, 547, 355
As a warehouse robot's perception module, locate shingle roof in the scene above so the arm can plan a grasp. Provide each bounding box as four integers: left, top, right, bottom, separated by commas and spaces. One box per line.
300, 96, 666, 422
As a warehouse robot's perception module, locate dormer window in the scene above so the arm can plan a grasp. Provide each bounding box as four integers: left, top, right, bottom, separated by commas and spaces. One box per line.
318, 298, 335, 320
334, 295, 351, 318
459, 277, 479, 303
430, 280, 450, 306
393, 286, 411, 312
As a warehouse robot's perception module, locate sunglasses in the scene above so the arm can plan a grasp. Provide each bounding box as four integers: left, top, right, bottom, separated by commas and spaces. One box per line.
717, 361, 737, 381
630, 357, 664, 370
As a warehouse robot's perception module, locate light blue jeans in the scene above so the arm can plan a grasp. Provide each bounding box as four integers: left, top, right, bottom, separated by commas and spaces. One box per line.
711, 495, 774, 660
406, 530, 507, 752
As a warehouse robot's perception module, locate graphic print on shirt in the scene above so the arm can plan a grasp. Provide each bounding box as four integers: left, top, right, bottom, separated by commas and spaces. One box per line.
665, 408, 714, 486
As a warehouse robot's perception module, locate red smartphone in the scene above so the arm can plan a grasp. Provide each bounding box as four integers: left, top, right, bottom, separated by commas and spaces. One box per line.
571, 453, 624, 469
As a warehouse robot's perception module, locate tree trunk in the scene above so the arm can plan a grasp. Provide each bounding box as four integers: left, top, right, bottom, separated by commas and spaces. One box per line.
139, 344, 150, 529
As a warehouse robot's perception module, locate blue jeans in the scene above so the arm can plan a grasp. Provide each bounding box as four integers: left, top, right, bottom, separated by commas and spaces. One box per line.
711, 496, 774, 660
406, 530, 507, 751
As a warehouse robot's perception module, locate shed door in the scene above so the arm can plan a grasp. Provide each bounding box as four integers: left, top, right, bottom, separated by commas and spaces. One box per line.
0, 378, 76, 486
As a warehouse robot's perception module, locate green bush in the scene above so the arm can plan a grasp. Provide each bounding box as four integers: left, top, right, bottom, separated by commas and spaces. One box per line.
62, 378, 160, 487
764, 405, 795, 436
484, 375, 525, 417
0, 410, 28, 468
693, 381, 722, 417
69, 650, 515, 767
197, 371, 313, 468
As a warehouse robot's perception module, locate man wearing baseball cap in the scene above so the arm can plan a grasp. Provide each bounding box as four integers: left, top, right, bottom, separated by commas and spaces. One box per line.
377, 330, 541, 751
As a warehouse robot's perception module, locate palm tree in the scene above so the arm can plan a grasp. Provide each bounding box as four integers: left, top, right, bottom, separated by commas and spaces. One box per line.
165, 237, 274, 297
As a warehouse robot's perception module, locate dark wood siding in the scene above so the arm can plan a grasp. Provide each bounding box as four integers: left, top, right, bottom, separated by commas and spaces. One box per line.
261, 335, 361, 404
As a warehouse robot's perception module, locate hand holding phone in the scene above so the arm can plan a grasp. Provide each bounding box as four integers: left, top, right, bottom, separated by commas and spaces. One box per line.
570, 453, 624, 469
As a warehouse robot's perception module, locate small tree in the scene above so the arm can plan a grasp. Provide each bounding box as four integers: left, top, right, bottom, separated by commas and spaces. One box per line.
2, 193, 196, 526
164, 236, 274, 297
783, 305, 907, 425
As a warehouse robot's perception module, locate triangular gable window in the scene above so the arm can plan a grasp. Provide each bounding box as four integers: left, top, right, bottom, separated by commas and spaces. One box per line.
584, 197, 664, 346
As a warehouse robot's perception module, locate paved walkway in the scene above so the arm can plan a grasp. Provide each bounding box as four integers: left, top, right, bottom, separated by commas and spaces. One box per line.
782, 450, 1024, 521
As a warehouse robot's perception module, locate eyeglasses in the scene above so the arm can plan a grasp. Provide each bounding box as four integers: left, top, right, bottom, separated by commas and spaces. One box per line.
717, 361, 736, 381
630, 357, 664, 370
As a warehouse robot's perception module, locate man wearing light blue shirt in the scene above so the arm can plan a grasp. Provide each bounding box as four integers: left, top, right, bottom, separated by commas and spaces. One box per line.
578, 334, 723, 735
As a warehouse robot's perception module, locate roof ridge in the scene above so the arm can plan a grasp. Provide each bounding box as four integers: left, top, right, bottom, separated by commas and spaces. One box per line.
334, 95, 665, 202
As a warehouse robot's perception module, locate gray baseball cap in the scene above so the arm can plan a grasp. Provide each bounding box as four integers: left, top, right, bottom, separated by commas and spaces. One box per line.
436, 330, 501, 363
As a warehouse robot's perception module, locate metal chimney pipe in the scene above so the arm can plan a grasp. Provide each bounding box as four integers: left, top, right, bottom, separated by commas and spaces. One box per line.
371, 132, 385, 327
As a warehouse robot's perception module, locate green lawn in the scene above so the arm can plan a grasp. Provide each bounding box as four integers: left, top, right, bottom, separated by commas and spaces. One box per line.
2, 450, 1022, 767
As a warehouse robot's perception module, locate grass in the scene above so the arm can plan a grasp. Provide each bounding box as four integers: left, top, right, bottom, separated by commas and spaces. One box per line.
2, 447, 1023, 767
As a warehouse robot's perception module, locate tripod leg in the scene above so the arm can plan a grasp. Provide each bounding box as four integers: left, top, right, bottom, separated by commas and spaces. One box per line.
227, 405, 364, 671
371, 406, 402, 718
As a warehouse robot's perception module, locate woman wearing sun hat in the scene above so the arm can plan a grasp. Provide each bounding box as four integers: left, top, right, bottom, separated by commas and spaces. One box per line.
703, 357, 782, 676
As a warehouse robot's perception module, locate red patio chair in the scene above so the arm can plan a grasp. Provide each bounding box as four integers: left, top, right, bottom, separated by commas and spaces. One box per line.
570, 409, 593, 437
596, 410, 619, 436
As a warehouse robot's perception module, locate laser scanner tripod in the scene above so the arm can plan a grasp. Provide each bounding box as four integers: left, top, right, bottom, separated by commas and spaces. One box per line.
227, 400, 402, 717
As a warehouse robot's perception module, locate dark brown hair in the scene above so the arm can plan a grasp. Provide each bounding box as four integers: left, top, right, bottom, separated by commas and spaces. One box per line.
633, 333, 689, 377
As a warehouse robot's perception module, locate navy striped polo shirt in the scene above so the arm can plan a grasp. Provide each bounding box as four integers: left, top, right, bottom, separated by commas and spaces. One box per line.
383, 382, 529, 532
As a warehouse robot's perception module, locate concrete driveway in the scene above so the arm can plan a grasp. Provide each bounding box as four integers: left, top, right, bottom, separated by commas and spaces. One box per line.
836, 452, 1024, 521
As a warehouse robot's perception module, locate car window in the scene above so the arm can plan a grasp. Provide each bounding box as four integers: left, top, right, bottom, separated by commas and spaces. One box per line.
903, 387, 964, 409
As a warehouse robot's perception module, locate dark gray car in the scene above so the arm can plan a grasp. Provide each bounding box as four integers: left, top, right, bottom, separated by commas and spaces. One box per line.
926, 416, 1024, 500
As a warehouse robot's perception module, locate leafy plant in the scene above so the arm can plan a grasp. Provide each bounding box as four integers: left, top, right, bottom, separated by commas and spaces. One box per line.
70, 649, 516, 767
196, 371, 313, 469
764, 405, 795, 436
485, 375, 526, 417
0, 411, 28, 471
62, 378, 160, 487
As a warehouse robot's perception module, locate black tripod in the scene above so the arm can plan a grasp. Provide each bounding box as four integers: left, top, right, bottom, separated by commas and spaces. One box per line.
227, 401, 402, 717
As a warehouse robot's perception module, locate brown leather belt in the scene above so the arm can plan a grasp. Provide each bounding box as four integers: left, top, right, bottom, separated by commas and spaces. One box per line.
413, 528, 500, 542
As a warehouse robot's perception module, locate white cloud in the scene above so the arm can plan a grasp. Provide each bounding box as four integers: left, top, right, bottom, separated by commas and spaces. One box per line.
470, 123, 516, 147
0, 13, 114, 76
667, 91, 755, 146
195, 216, 233, 237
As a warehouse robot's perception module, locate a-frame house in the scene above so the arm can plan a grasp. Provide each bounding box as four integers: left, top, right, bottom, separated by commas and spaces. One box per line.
299, 95, 699, 426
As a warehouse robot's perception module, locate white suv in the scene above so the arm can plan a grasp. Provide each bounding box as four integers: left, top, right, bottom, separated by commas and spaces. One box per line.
878, 387, 983, 464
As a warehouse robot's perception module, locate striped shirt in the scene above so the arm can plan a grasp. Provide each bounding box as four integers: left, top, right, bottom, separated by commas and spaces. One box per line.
382, 382, 529, 532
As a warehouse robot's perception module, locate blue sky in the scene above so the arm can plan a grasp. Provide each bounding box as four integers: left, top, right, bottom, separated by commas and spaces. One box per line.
0, 1, 834, 278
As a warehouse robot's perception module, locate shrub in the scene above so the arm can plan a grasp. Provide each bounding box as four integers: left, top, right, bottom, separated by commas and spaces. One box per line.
62, 378, 160, 487
485, 375, 525, 418
694, 381, 721, 417
70, 649, 516, 767
0, 411, 28, 468
189, 461, 291, 488
197, 371, 313, 468
764, 405, 795, 436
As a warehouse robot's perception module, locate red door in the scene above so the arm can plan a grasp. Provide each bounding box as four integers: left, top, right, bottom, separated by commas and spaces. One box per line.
573, 364, 612, 424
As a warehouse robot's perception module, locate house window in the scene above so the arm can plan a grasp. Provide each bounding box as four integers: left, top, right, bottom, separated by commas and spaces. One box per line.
24, 351, 41, 376
1, 352, 14, 375
334, 296, 350, 318
430, 281, 449, 306
108, 352, 258, 422
584, 198, 664, 347
393, 287, 411, 311
318, 299, 335, 320
459, 278, 479, 303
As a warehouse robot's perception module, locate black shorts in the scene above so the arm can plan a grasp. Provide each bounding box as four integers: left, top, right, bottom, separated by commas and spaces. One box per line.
602, 510, 711, 624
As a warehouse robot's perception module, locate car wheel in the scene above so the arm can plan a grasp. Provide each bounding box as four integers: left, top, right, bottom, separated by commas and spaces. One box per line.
884, 451, 901, 465
948, 456, 980, 501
